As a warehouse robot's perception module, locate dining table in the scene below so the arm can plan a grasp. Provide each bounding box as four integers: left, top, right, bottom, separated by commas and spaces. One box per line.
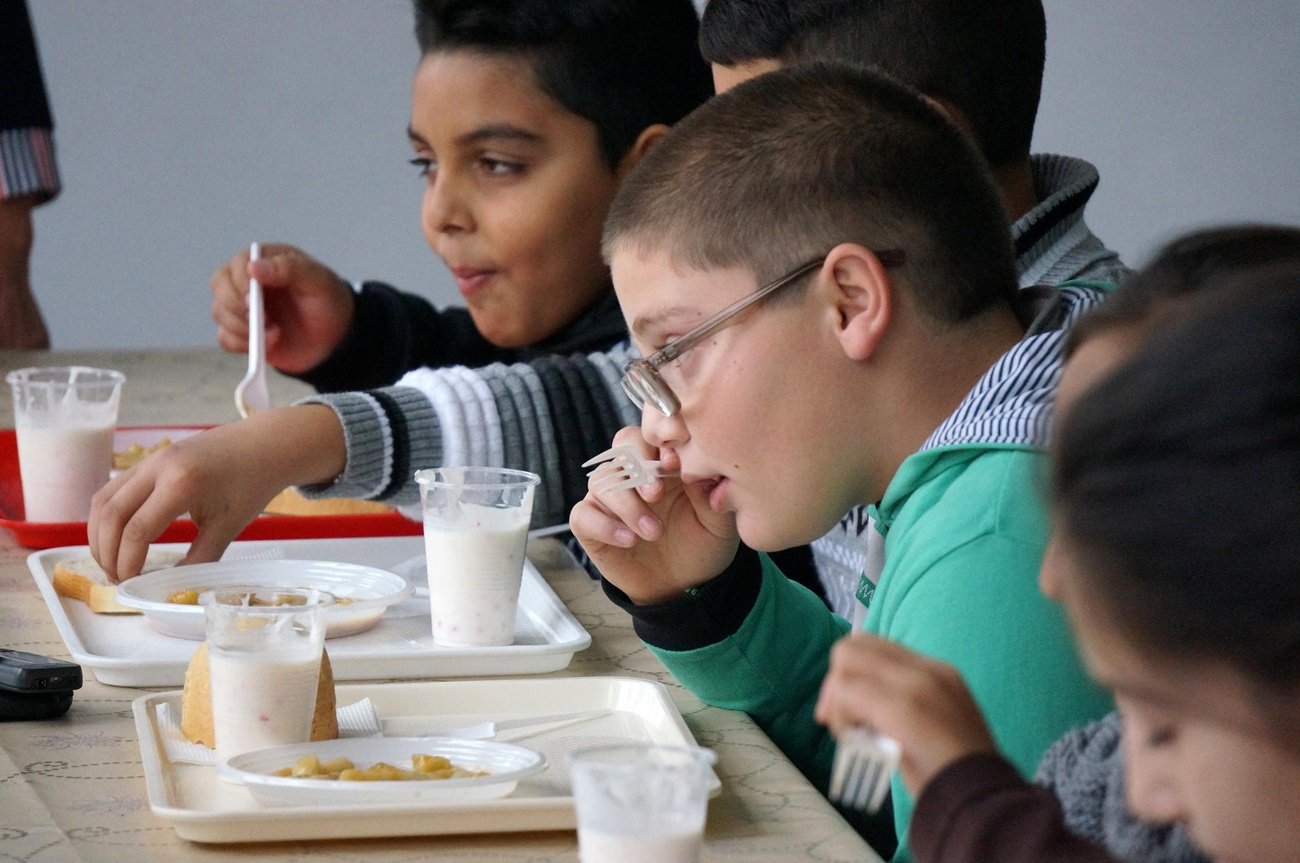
0, 348, 882, 863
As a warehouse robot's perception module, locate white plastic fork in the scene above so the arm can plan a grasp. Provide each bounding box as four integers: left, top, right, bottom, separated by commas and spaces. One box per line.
828, 727, 901, 813
233, 241, 271, 418
581, 443, 677, 494
384, 709, 612, 741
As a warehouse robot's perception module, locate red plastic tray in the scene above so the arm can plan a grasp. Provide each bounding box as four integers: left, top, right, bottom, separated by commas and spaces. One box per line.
0, 426, 422, 549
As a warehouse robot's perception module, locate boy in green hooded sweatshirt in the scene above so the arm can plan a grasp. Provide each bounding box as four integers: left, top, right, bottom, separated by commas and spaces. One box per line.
570, 62, 1113, 862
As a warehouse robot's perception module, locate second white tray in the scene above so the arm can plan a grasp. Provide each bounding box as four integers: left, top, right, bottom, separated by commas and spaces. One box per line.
29, 535, 590, 687
133, 676, 718, 843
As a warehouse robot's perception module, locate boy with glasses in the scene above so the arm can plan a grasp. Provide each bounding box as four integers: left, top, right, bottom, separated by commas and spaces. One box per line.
570, 62, 1113, 862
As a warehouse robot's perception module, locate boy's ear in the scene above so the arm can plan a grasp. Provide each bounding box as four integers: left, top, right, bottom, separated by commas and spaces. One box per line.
824, 243, 893, 362
615, 125, 670, 181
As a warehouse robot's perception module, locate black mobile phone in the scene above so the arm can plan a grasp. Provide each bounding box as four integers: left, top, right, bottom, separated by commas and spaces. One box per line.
0, 649, 83, 693
0, 650, 82, 722
0, 687, 75, 721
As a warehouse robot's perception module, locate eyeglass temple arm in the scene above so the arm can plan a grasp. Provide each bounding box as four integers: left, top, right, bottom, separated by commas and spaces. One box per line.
650, 258, 826, 368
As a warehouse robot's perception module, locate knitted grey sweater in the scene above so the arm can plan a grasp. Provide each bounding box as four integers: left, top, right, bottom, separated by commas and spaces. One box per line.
1035, 712, 1208, 863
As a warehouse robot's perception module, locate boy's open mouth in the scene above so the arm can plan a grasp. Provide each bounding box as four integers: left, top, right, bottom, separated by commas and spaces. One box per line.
697, 476, 727, 512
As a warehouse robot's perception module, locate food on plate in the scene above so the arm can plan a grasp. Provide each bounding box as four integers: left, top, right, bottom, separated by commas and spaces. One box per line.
52, 549, 184, 614
274, 752, 487, 781
262, 487, 394, 516
180, 641, 338, 749
164, 587, 353, 607
164, 588, 202, 605
112, 437, 173, 470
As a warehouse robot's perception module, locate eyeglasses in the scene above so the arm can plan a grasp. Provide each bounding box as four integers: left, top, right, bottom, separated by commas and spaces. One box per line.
622, 249, 905, 416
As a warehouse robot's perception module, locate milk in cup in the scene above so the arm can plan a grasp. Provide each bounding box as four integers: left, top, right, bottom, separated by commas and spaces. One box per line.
416, 467, 540, 647
200, 587, 332, 764
6, 367, 125, 522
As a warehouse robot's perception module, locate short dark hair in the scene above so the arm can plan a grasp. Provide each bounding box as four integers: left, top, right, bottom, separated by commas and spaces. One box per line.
413, 0, 713, 168
699, 0, 1047, 168
1054, 267, 1300, 700
604, 62, 1016, 324
1064, 224, 1300, 358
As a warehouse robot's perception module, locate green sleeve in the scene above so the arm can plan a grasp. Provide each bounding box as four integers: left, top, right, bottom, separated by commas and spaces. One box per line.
649, 553, 851, 790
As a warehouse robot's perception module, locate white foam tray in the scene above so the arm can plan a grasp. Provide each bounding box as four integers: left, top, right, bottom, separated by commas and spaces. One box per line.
29, 535, 590, 687
133, 676, 717, 843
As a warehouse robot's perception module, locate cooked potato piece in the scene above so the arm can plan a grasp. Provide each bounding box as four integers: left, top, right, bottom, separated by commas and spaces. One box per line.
290, 755, 322, 778
274, 752, 487, 781
166, 588, 203, 605
411, 754, 453, 773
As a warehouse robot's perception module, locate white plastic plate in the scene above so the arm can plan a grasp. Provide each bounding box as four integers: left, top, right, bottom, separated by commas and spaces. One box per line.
220, 737, 546, 807
115, 558, 413, 640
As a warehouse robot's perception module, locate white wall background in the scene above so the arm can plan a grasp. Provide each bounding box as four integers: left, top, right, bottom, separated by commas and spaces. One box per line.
23, 0, 1300, 350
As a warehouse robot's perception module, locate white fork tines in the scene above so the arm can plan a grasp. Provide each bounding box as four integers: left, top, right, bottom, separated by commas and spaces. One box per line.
828, 727, 901, 813
581, 443, 677, 494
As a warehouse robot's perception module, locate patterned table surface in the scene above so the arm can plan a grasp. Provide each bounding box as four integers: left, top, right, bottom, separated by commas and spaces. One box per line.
0, 349, 879, 863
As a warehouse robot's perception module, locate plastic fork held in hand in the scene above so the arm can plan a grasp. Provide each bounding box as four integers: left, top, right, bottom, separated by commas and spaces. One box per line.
828, 727, 901, 813
581, 443, 678, 494
233, 241, 271, 418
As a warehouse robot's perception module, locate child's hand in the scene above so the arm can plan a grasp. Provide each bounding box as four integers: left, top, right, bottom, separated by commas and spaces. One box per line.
569, 428, 740, 605
210, 243, 355, 374
87, 406, 346, 582
815, 633, 999, 799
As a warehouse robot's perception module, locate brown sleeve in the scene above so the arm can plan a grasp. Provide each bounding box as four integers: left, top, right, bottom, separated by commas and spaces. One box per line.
911, 752, 1122, 863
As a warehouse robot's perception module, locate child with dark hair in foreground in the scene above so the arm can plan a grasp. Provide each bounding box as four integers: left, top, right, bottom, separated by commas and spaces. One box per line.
816, 224, 1300, 863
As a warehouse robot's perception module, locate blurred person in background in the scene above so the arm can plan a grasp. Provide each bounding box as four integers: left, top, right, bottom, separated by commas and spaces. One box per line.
0, 0, 61, 349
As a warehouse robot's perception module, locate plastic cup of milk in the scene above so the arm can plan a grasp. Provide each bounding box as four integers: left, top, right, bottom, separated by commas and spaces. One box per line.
414, 466, 541, 647
570, 743, 717, 863
6, 366, 125, 522
199, 586, 333, 764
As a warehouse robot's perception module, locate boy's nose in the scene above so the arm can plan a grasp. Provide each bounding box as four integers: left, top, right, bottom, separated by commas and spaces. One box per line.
639, 402, 687, 450
1123, 734, 1183, 825
423, 175, 471, 235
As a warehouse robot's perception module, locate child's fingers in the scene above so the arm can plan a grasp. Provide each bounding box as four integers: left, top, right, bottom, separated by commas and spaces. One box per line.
586, 477, 663, 540
87, 469, 134, 579
111, 485, 190, 580
88, 467, 161, 582
817, 634, 926, 730
211, 293, 251, 342
569, 496, 639, 548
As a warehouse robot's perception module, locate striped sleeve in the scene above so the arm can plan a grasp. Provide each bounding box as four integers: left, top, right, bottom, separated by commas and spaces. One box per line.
293, 385, 440, 506
0, 127, 60, 201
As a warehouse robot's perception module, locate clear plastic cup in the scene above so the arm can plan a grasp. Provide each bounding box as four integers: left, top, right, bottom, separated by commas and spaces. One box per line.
6, 366, 125, 522
415, 466, 541, 647
570, 744, 717, 863
199, 587, 333, 763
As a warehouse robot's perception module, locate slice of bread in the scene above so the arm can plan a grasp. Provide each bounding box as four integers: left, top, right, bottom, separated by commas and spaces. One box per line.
263, 487, 393, 516
51, 549, 184, 614
180, 641, 338, 748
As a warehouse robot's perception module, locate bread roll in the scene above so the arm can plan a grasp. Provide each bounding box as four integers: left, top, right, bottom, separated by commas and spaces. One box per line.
180, 642, 338, 748
52, 549, 184, 614
263, 487, 393, 516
